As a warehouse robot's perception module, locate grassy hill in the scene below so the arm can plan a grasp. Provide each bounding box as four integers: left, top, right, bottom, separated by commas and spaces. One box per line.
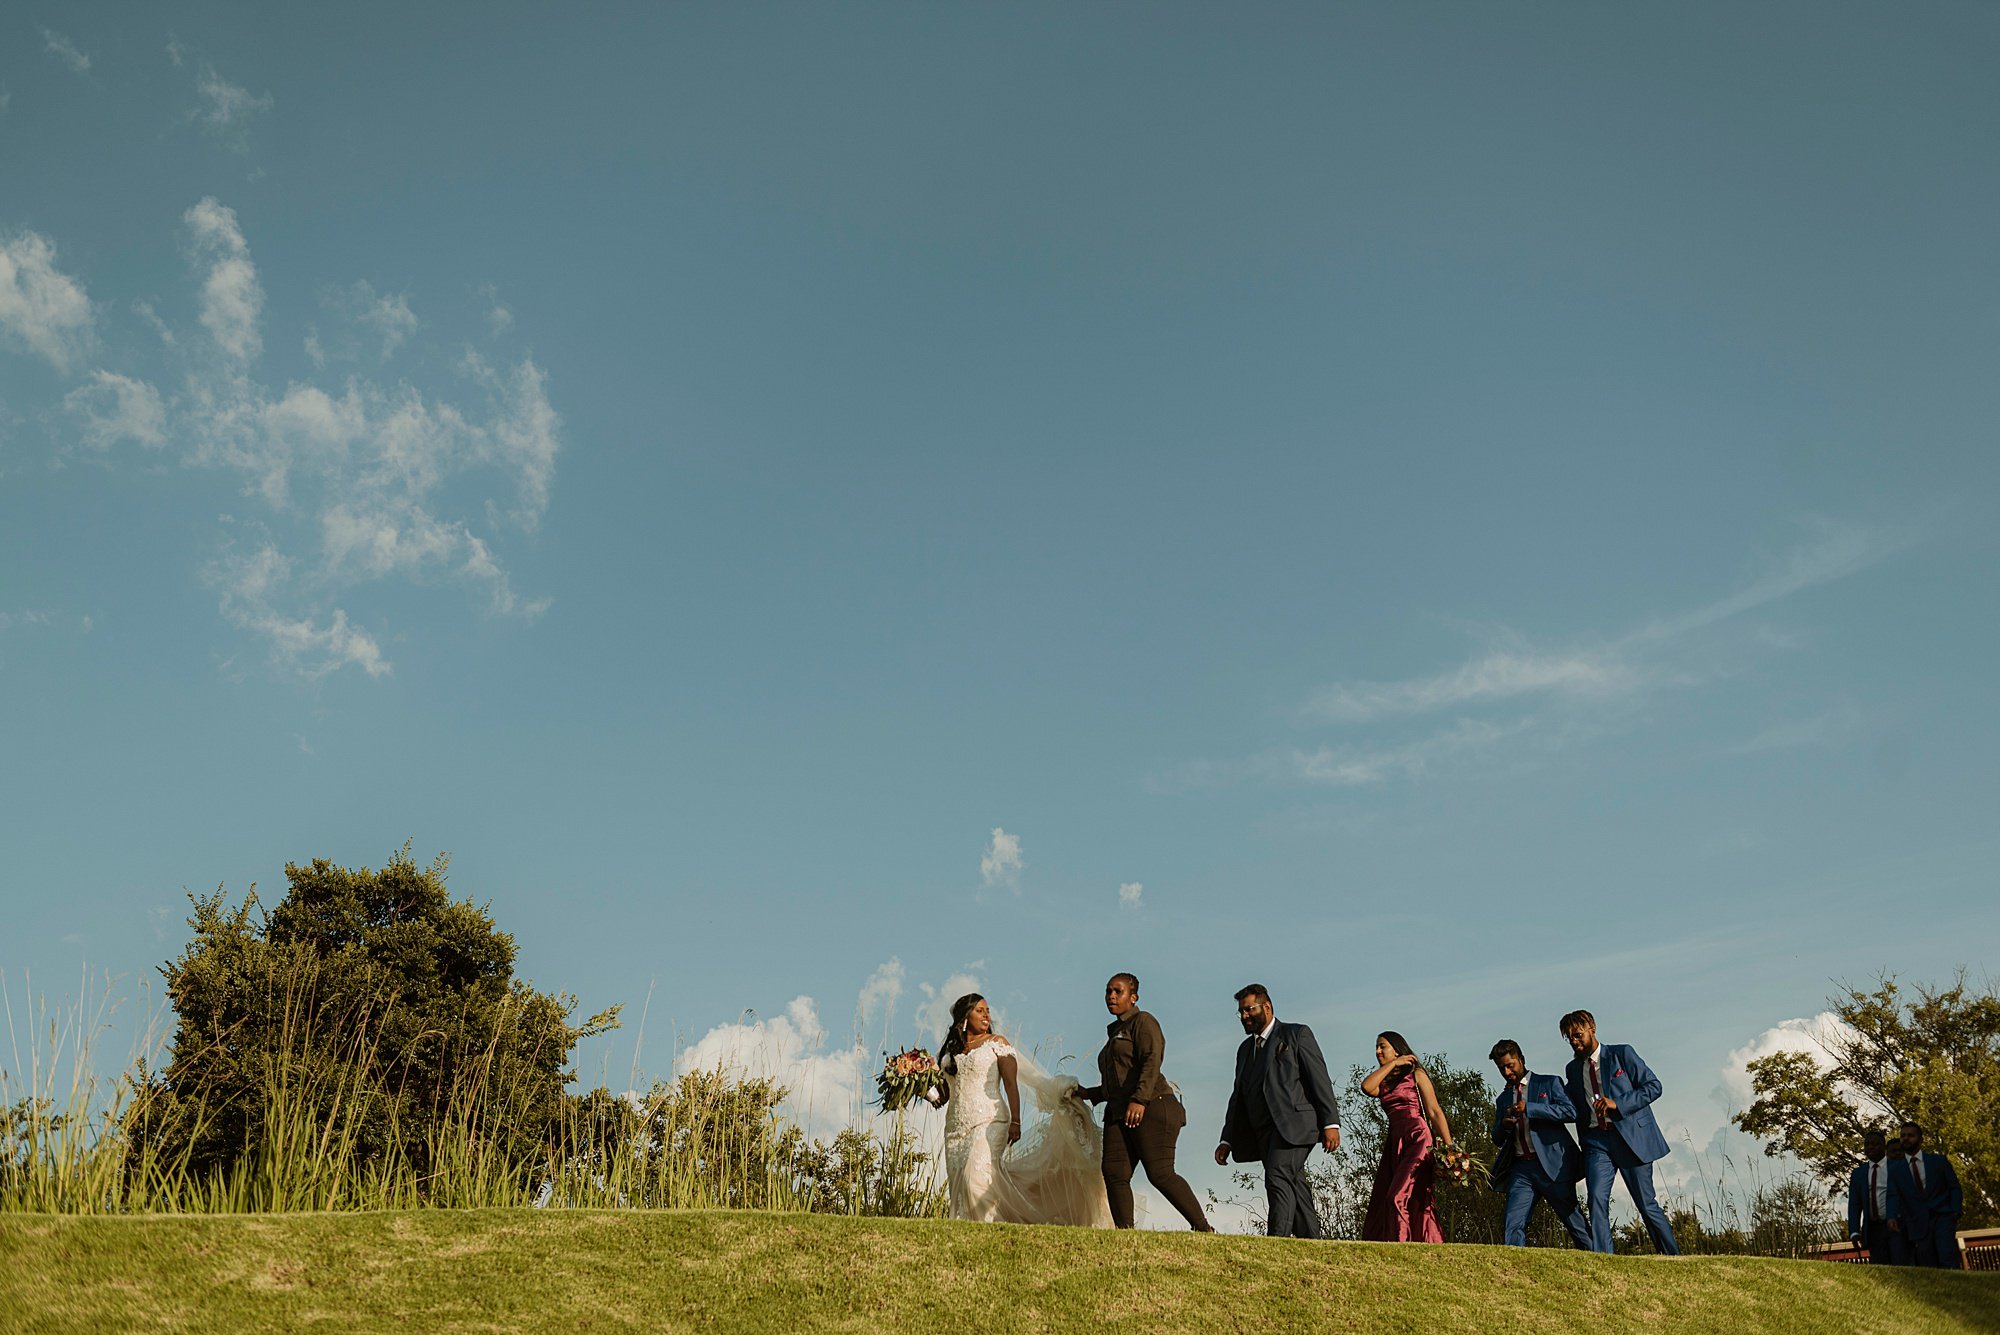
2, 1210, 1995, 1333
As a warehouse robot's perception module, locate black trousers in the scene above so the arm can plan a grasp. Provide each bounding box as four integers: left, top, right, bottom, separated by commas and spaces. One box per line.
1101, 1099, 1210, 1230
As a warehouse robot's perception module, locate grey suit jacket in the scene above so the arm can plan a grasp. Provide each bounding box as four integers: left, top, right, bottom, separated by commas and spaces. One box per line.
1220, 1020, 1341, 1160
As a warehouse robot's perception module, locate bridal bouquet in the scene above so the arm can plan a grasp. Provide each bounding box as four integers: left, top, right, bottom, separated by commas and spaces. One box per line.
876, 1047, 946, 1112
1432, 1142, 1478, 1188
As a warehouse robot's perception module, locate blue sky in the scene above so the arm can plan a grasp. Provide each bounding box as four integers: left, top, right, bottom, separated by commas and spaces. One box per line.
4, 3, 1996, 1225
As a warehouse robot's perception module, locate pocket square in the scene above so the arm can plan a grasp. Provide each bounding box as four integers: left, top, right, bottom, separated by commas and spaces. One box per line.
1615, 1069, 1625, 1078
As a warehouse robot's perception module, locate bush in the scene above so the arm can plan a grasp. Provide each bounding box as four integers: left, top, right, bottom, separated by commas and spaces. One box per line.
127, 846, 617, 1205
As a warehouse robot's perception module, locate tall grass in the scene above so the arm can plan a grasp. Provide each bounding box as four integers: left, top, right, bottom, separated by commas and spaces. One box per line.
0, 971, 941, 1218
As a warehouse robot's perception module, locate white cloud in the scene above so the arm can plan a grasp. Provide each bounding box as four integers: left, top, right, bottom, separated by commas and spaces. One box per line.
0, 90, 12, 116
193, 66, 273, 150
1718, 1012, 1854, 1114
1308, 520, 1904, 730
914, 969, 986, 1050
65, 371, 167, 451
326, 281, 419, 361
979, 828, 1022, 890
0, 232, 94, 372
479, 284, 514, 336
1159, 718, 1529, 792
43, 30, 90, 74
0, 610, 53, 633
134, 300, 177, 346
1118, 881, 1143, 909
1183, 520, 1910, 790
1640, 520, 1914, 643
674, 995, 868, 1136
183, 198, 263, 363
166, 35, 185, 68
1309, 648, 1638, 723
205, 540, 390, 679
26, 201, 562, 680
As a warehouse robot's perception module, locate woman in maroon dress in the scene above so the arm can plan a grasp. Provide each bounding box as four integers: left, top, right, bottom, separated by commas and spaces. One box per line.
1360, 1030, 1451, 1242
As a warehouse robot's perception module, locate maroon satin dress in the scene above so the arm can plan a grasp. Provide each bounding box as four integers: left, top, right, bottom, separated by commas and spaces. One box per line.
1361, 1072, 1444, 1242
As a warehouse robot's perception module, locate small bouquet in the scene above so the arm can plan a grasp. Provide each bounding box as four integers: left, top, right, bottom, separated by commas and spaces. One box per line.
876, 1046, 946, 1112
1433, 1142, 1478, 1189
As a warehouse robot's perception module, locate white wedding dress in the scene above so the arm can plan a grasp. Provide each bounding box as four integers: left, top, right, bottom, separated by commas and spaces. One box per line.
941, 1039, 1113, 1227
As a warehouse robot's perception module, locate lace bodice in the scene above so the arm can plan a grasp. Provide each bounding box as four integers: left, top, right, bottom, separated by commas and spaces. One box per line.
944, 1039, 1016, 1138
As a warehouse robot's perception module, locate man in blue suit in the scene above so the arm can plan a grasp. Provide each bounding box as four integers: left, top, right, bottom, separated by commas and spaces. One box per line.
1486, 1039, 1592, 1249
1888, 1120, 1965, 1269
1847, 1128, 1894, 1262
1214, 983, 1341, 1238
1560, 1010, 1679, 1255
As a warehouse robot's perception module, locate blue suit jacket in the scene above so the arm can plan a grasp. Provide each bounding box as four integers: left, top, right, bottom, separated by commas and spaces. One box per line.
1886, 1158, 1933, 1238
1220, 1020, 1341, 1159
1887, 1153, 1963, 1238
1563, 1043, 1670, 1164
1847, 1159, 1887, 1238
1489, 1073, 1583, 1186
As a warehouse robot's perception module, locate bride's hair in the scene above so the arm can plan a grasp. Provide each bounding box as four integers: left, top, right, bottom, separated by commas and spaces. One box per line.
939, 992, 986, 1074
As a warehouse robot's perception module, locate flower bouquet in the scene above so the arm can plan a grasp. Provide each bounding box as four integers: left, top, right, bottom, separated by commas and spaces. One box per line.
1432, 1142, 1479, 1189
876, 1046, 946, 1112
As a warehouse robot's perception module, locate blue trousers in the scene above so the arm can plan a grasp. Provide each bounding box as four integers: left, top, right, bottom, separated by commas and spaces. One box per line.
1903, 1223, 1960, 1269
1581, 1129, 1678, 1254
1504, 1156, 1592, 1249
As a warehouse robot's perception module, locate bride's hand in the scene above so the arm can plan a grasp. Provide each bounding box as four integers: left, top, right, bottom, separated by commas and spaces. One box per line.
1008, 1119, 1022, 1144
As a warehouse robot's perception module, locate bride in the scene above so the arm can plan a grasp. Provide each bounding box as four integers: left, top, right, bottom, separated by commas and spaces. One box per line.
934, 992, 1112, 1227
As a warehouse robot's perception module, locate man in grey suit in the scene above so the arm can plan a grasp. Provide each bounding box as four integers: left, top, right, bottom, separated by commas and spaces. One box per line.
1213, 983, 1342, 1238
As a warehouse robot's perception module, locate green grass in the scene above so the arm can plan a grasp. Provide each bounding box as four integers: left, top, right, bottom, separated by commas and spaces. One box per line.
2, 1210, 1996, 1333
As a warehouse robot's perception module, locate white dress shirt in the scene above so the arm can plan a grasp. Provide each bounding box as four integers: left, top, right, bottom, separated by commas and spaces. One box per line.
1581, 1043, 1612, 1130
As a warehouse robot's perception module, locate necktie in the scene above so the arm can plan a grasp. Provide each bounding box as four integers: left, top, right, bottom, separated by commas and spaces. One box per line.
1513, 1081, 1531, 1154
1254, 1034, 1266, 1058
1870, 1164, 1878, 1221
1589, 1056, 1607, 1129
1912, 1156, 1924, 1192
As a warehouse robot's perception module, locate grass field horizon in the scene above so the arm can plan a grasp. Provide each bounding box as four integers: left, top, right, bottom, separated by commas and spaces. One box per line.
2, 1208, 1995, 1334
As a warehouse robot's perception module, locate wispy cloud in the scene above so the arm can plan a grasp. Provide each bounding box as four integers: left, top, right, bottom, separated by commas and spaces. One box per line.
1172, 521, 1909, 791
1308, 647, 1638, 724
64, 372, 168, 451
204, 538, 390, 679
1158, 718, 1531, 792
0, 232, 94, 372
479, 283, 514, 336
42, 30, 91, 74
1724, 701, 1866, 757
184, 198, 263, 363
35, 199, 561, 679
979, 828, 1023, 890
320, 281, 419, 362
193, 66, 273, 152
1118, 881, 1143, 909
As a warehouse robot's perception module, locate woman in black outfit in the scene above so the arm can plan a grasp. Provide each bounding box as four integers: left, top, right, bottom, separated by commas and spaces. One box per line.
1074, 972, 1213, 1231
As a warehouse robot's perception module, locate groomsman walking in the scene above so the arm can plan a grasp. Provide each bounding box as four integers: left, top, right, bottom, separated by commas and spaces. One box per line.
1846, 1128, 1894, 1261
1559, 1010, 1679, 1255
1487, 1039, 1592, 1249
1214, 983, 1341, 1239
1888, 1120, 1965, 1269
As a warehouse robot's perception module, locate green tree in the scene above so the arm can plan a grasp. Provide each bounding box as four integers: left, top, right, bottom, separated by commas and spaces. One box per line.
129, 846, 618, 1199
1733, 973, 1999, 1226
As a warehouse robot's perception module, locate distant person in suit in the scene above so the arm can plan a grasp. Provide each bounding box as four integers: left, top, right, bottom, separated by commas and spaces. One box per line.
1486, 1039, 1592, 1249
1214, 983, 1341, 1238
1888, 1120, 1965, 1269
1559, 1010, 1679, 1255
1847, 1128, 1893, 1262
